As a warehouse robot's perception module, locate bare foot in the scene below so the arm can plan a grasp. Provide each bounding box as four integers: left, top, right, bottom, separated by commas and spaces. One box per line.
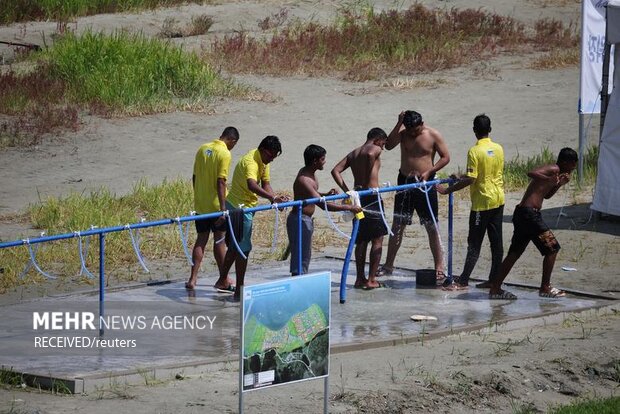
365, 280, 382, 288
185, 281, 195, 290
354, 278, 368, 289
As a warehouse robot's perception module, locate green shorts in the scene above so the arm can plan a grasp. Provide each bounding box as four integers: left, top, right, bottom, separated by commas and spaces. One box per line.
225, 201, 253, 254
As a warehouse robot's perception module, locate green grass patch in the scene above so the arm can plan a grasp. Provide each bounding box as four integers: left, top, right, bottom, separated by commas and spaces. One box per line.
503, 146, 598, 190
0, 0, 222, 25
0, 177, 290, 291
548, 396, 620, 414
0, 178, 195, 291
42, 30, 245, 115
0, 30, 257, 148
209, 4, 579, 81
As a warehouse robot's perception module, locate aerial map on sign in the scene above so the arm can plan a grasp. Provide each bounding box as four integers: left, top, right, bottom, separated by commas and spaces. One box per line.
242, 274, 330, 391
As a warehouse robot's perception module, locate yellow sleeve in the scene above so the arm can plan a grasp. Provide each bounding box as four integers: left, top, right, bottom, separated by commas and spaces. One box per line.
217, 151, 231, 179
261, 163, 270, 183
244, 158, 259, 182
466, 147, 478, 179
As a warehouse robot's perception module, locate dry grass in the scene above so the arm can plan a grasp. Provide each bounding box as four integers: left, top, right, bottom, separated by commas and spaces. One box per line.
257, 8, 290, 31
209, 4, 579, 81
159, 14, 215, 39
379, 77, 450, 90
530, 47, 580, 69
527, 0, 580, 7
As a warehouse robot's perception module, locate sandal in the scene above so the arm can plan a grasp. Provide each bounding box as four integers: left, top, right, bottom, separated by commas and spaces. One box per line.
215, 285, 236, 294
362, 282, 386, 291
441, 283, 469, 291
436, 270, 446, 282
539, 287, 566, 298
489, 290, 517, 300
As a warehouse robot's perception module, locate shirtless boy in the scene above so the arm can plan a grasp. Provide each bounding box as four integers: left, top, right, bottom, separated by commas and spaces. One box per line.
381, 110, 450, 280
331, 128, 389, 290
287, 145, 362, 276
489, 148, 578, 300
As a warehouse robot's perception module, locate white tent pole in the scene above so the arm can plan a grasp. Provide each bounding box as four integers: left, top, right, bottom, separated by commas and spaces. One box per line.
578, 0, 587, 183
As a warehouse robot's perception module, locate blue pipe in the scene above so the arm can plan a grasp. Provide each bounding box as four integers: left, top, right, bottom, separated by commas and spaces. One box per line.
0, 178, 456, 315
99, 233, 105, 337
0, 179, 452, 249
339, 217, 360, 304
447, 192, 454, 285
296, 206, 302, 276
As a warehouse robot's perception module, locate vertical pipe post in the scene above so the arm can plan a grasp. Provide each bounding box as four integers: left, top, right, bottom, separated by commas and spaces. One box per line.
448, 192, 454, 282
578, 113, 586, 183
297, 206, 303, 276
339, 218, 359, 304
98, 233, 105, 337
323, 376, 329, 414
239, 285, 245, 414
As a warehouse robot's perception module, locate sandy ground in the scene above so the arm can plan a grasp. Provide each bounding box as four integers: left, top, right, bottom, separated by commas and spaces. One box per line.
1, 0, 619, 412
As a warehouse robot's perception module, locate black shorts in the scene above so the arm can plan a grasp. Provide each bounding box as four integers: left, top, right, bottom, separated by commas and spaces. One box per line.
195, 215, 226, 234
356, 193, 389, 243
394, 171, 438, 225
507, 206, 560, 256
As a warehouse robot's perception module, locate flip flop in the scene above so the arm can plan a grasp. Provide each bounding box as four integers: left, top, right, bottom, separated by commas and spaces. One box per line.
489, 290, 517, 300
441, 283, 468, 291
362, 282, 386, 290
215, 285, 235, 294
539, 287, 566, 298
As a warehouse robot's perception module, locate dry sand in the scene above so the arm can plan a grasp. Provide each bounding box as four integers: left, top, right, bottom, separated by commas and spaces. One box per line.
0, 0, 619, 412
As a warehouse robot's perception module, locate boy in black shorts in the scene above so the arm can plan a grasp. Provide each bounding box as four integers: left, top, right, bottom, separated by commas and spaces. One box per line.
332, 128, 389, 290
489, 148, 578, 299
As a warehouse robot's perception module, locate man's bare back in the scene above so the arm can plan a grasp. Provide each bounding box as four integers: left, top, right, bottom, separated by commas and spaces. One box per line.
348, 142, 382, 189
520, 164, 570, 210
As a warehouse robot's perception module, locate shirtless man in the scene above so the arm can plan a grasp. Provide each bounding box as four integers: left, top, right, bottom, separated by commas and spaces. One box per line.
380, 110, 450, 280
287, 145, 362, 276
488, 148, 578, 300
331, 128, 389, 289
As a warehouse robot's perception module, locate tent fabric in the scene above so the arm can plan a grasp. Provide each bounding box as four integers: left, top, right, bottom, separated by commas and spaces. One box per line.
608, 4, 620, 43
592, 4, 620, 216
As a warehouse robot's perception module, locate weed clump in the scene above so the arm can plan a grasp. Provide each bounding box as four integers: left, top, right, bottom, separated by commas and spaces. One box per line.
210, 4, 578, 81
0, 30, 251, 148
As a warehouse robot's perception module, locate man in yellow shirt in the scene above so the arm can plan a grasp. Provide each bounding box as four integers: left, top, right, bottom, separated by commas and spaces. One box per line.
436, 114, 504, 289
186, 127, 239, 291
220, 135, 288, 300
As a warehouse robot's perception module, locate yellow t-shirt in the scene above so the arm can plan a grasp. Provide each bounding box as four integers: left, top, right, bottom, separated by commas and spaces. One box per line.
193, 139, 231, 214
466, 137, 505, 211
227, 149, 270, 208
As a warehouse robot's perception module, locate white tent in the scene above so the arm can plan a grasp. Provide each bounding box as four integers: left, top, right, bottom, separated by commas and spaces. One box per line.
592, 1, 620, 216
